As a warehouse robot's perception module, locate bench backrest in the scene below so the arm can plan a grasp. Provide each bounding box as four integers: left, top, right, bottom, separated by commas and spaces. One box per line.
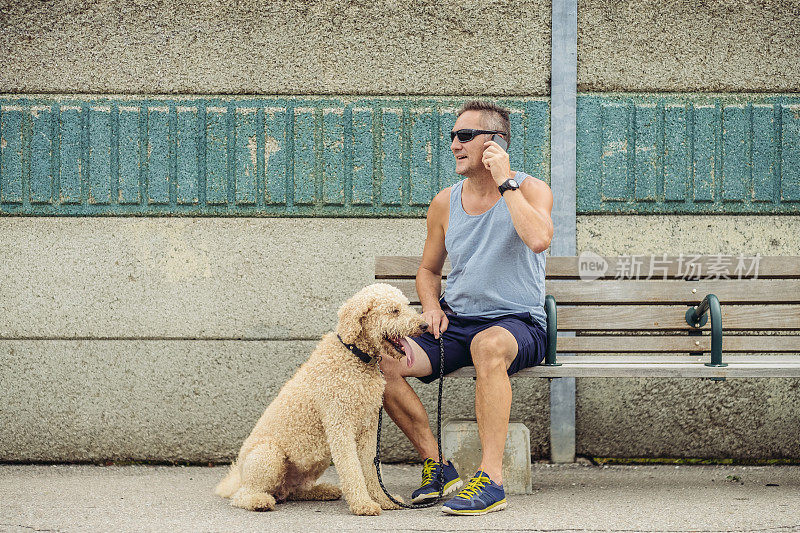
376, 255, 800, 356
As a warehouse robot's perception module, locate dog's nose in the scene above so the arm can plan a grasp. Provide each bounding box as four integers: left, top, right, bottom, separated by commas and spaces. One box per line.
420, 323, 429, 332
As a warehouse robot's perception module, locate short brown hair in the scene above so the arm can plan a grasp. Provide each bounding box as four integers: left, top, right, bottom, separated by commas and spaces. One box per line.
456, 100, 511, 149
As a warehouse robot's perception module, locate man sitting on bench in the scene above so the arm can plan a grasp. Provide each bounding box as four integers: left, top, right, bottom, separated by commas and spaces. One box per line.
379, 100, 554, 515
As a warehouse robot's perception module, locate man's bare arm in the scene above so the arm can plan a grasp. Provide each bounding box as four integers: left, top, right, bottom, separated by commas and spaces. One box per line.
482, 140, 554, 253
416, 188, 450, 337
502, 177, 554, 253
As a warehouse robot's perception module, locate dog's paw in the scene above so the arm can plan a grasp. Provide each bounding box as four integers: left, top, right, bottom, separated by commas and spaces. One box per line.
349, 499, 382, 516
231, 488, 276, 511
378, 494, 404, 510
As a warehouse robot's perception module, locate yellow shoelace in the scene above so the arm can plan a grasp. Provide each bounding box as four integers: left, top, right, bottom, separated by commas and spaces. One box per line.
456, 473, 490, 499
419, 459, 436, 487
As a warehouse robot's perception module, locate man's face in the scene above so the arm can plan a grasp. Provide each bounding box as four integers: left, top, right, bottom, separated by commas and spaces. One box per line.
451, 110, 491, 177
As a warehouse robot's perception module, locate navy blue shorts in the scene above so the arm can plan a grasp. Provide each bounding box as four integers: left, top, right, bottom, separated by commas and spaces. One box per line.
410, 301, 547, 384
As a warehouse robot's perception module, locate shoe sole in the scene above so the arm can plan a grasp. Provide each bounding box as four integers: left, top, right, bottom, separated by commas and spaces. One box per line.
441, 499, 508, 516
411, 478, 464, 504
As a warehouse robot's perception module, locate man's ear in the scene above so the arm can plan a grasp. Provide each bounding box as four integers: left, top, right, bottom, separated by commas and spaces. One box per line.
337, 292, 371, 344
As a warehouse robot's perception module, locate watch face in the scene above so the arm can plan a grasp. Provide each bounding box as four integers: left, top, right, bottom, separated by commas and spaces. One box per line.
508, 179, 519, 188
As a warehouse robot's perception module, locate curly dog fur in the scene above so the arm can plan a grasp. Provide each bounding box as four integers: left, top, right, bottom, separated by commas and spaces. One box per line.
215, 283, 428, 515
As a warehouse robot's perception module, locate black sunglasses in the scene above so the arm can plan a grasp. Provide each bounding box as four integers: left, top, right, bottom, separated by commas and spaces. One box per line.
450, 129, 506, 143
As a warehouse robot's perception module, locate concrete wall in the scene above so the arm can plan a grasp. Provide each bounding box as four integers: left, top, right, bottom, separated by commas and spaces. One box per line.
2, 0, 799, 462
1, 216, 798, 462
578, 0, 800, 93
0, 0, 552, 96
0, 218, 421, 462
0, 217, 548, 462
3, 1, 800, 95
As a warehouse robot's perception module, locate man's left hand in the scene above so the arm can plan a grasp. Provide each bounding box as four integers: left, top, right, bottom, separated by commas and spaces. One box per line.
482, 140, 511, 186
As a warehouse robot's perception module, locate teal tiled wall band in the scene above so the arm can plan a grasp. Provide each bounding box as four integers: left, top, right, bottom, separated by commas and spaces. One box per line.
5, 94, 798, 216
578, 94, 800, 213
0, 97, 550, 217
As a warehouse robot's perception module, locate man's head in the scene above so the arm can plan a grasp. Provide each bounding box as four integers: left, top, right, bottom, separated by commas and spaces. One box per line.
451, 100, 511, 177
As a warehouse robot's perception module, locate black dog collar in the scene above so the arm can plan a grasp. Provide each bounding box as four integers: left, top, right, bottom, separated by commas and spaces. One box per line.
337, 334, 380, 366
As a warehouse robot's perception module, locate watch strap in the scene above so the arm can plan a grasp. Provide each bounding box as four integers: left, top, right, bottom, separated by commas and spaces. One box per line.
498, 178, 519, 196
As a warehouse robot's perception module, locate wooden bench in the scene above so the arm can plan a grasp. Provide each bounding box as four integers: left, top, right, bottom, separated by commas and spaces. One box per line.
375, 255, 800, 379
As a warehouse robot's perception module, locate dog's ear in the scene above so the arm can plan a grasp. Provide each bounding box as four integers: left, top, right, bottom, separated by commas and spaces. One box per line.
337, 292, 371, 344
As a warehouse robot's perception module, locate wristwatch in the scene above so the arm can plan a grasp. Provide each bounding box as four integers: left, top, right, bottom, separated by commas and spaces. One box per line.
498, 178, 520, 196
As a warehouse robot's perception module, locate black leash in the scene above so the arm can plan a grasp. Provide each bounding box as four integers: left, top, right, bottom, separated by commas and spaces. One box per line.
374, 336, 446, 509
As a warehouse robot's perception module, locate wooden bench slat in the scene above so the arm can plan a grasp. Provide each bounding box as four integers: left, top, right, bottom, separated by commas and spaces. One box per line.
376, 256, 800, 279
545, 256, 800, 279
449, 363, 800, 378
546, 279, 800, 304
721, 336, 800, 352
554, 355, 800, 363
389, 280, 437, 303
385, 278, 800, 305
558, 305, 800, 330
403, 297, 800, 331
559, 335, 800, 352
375, 257, 437, 279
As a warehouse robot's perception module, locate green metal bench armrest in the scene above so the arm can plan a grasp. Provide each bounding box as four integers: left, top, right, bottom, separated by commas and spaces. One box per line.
686, 294, 726, 368
543, 294, 560, 366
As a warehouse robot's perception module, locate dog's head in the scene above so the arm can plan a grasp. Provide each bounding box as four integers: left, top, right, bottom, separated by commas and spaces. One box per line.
336, 283, 428, 361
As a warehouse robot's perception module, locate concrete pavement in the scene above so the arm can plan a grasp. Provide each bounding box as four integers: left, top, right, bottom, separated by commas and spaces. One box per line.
1, 463, 799, 532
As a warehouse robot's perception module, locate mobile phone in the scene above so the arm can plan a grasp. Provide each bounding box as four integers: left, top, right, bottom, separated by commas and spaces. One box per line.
491, 134, 508, 152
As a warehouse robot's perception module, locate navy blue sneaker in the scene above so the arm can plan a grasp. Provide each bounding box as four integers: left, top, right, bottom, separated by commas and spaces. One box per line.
441, 470, 507, 515
410, 458, 463, 503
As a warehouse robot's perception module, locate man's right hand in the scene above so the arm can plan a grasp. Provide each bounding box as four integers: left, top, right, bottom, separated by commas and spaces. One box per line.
421, 308, 449, 339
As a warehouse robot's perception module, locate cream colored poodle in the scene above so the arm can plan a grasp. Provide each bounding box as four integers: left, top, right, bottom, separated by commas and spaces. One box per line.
215, 283, 428, 515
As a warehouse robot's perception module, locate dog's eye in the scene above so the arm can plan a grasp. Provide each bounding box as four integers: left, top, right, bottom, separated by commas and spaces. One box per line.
392, 308, 400, 314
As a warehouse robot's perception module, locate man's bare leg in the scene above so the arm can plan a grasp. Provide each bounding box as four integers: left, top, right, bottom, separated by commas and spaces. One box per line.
379, 338, 440, 461
470, 327, 518, 485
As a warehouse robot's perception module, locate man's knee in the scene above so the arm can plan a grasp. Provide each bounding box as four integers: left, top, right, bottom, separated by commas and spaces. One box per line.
471, 328, 517, 373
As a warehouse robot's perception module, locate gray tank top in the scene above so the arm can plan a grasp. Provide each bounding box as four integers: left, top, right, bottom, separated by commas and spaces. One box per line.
443, 171, 547, 329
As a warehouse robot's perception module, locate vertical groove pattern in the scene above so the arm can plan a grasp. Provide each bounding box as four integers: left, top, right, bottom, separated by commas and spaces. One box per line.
1, 96, 547, 215
30, 105, 53, 204
146, 106, 169, 205
781, 104, 800, 202
1, 106, 24, 204
234, 108, 258, 206
578, 94, 800, 213
176, 106, 199, 205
